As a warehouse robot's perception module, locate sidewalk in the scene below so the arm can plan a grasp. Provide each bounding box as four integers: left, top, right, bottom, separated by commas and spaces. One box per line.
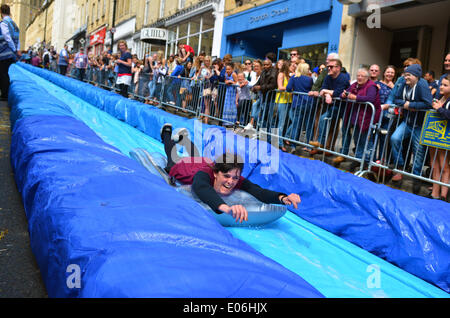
0, 100, 47, 298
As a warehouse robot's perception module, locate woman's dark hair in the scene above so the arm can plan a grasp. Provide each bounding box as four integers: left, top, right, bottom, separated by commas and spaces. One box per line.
1, 4, 11, 15
212, 153, 244, 174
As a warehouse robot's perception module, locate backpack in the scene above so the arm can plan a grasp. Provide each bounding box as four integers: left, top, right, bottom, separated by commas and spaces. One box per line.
43, 52, 50, 65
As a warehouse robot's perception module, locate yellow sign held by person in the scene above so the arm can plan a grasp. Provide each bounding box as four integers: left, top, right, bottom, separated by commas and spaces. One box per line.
419, 110, 450, 150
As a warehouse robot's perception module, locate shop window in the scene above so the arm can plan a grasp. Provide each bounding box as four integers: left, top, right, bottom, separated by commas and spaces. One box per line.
178, 22, 188, 39
279, 43, 328, 69
201, 12, 215, 31
189, 35, 199, 55
190, 16, 201, 35
201, 31, 213, 56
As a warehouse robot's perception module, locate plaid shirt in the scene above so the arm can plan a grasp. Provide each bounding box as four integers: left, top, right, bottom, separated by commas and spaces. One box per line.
74, 52, 88, 69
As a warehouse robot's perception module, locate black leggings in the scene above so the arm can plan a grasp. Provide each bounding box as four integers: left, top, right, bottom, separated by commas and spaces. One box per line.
162, 129, 200, 173
119, 84, 129, 98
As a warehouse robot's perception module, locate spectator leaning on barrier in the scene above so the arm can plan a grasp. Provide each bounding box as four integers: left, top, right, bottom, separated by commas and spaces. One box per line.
390, 64, 433, 192
222, 62, 238, 125
244, 59, 263, 131
274, 60, 292, 151
339, 68, 381, 169
236, 71, 252, 127
285, 62, 314, 151
384, 58, 421, 107
376, 65, 397, 161
429, 74, 450, 201
243, 59, 256, 84
309, 53, 339, 94
0, 4, 20, 101
168, 57, 184, 105
435, 53, 450, 99
309, 58, 350, 156
251, 58, 278, 129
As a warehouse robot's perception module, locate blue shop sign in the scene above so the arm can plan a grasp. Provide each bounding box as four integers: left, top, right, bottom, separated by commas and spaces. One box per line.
223, 0, 332, 35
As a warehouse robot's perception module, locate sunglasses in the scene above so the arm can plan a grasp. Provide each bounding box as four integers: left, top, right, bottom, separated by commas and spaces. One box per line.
245, 62, 252, 65
290, 53, 298, 56
327, 65, 337, 69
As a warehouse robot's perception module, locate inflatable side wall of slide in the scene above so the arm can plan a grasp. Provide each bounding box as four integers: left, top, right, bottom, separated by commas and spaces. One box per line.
8, 69, 324, 297
11, 63, 450, 293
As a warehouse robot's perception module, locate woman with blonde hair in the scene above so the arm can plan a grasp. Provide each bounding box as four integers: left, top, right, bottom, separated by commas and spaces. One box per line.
285, 62, 314, 151
273, 60, 293, 151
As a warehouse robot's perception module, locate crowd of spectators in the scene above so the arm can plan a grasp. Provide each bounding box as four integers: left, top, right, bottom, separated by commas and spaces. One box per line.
25, 41, 450, 200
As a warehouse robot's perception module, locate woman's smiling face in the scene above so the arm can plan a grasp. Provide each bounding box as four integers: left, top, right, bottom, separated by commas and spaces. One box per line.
213, 168, 241, 196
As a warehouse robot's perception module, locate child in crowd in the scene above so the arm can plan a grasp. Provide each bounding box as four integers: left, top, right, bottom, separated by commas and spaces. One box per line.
235, 72, 252, 127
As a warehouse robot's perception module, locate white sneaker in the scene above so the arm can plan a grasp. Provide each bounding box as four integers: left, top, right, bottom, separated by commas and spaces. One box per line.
172, 128, 188, 143
244, 123, 254, 131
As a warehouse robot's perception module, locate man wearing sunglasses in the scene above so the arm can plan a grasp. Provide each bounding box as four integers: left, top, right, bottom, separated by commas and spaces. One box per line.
309, 58, 350, 155
290, 50, 300, 63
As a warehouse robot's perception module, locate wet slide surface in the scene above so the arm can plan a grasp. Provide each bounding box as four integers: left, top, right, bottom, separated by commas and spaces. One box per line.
11, 65, 448, 298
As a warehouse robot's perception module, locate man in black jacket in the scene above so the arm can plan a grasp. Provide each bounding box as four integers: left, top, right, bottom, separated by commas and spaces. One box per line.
251, 58, 278, 129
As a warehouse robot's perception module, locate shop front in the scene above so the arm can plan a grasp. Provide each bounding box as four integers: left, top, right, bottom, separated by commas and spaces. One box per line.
344, 0, 450, 79
221, 0, 344, 66
89, 27, 107, 56
104, 17, 136, 54
66, 24, 87, 52
143, 0, 224, 59
133, 27, 173, 59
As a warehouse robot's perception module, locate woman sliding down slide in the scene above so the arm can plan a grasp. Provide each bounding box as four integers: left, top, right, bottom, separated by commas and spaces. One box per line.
160, 123, 301, 223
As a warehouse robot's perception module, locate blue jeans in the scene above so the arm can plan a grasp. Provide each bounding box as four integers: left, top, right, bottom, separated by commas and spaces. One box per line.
341, 124, 372, 162
286, 101, 315, 143
76, 68, 85, 81
317, 105, 344, 146
251, 98, 261, 120
148, 77, 156, 98
390, 121, 426, 176
268, 103, 289, 146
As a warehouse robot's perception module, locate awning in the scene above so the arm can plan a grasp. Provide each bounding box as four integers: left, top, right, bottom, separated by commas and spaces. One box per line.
65, 24, 87, 44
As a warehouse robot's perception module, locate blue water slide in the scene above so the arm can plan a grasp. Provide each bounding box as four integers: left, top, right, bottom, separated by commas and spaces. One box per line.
8, 66, 323, 298
9, 63, 449, 297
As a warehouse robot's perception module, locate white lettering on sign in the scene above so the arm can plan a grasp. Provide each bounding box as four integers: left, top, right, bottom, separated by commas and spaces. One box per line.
249, 7, 289, 24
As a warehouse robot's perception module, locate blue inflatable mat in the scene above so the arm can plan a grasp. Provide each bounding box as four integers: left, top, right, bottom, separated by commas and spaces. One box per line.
10, 114, 323, 298
11, 63, 448, 296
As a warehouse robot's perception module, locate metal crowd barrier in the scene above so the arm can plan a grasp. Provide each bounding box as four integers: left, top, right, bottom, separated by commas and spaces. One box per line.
159, 75, 204, 116
369, 105, 449, 190
56, 69, 450, 194
252, 90, 378, 176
